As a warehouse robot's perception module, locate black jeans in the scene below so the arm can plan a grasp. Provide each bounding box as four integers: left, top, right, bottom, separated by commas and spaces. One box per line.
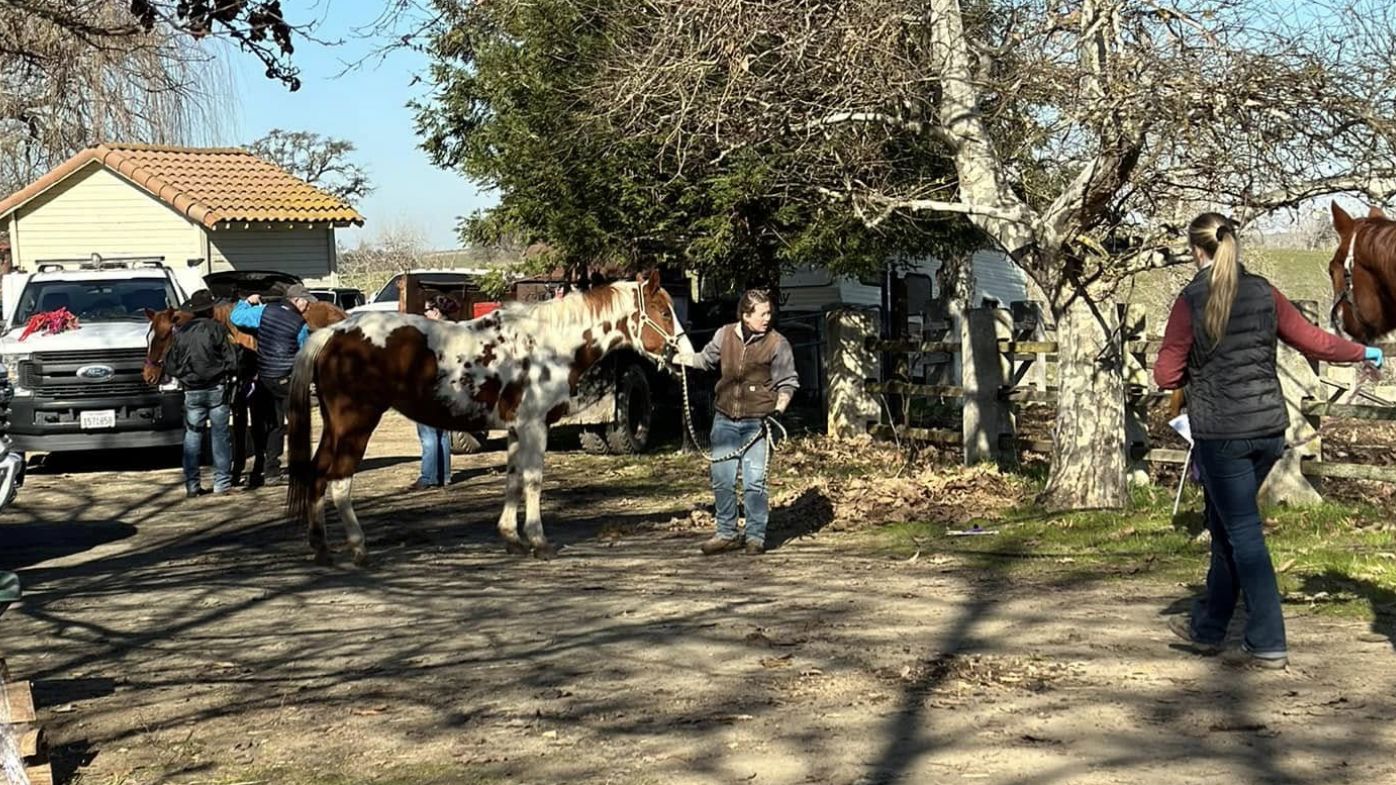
1191, 435, 1288, 657
252, 375, 291, 480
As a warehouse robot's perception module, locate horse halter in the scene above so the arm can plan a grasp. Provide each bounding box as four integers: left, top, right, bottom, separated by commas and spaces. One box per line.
633, 282, 688, 363
1331, 227, 1364, 337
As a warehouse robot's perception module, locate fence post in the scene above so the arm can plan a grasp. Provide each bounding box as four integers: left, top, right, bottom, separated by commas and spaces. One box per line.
1121, 303, 1151, 487
1009, 301, 1049, 391
962, 307, 1013, 464
1259, 299, 1323, 506
824, 308, 881, 439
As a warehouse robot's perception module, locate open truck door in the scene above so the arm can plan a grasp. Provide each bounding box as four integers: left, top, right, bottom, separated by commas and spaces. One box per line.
2, 271, 32, 327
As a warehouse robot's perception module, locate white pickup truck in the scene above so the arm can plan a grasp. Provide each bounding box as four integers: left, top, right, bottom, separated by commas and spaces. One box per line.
0, 255, 208, 453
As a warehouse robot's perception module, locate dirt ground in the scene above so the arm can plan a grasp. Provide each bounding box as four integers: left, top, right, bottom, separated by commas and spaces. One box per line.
4, 413, 1396, 785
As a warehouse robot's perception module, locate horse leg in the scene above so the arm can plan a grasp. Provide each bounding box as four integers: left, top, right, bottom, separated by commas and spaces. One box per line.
497, 427, 528, 555
329, 477, 370, 566
516, 419, 555, 560
306, 430, 335, 565
319, 404, 382, 567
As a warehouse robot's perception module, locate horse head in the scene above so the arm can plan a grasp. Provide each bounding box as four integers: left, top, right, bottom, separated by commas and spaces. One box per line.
1329, 201, 1396, 343
628, 270, 696, 365
142, 307, 194, 384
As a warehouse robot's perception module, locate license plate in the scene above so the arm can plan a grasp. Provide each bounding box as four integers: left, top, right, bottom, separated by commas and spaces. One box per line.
80, 409, 116, 429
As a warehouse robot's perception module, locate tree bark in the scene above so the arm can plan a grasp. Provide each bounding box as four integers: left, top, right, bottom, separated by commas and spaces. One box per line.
1039, 296, 1129, 510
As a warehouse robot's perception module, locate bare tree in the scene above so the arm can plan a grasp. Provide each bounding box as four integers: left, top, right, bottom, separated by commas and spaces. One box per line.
249, 129, 373, 204
336, 221, 430, 294
1, 0, 299, 87
587, 0, 1396, 508
0, 0, 293, 194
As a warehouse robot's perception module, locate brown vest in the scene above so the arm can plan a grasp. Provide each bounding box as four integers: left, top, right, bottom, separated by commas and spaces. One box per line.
715, 325, 782, 419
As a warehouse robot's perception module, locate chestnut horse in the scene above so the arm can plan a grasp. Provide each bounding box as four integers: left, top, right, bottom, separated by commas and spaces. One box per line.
143, 299, 347, 484
1329, 201, 1396, 343
142, 299, 347, 382
285, 272, 694, 566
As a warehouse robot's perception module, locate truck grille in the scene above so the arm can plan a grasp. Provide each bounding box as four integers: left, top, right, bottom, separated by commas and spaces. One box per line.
19, 348, 156, 399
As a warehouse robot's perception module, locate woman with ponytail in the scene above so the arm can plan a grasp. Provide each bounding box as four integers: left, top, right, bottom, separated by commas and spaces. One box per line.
1154, 212, 1384, 669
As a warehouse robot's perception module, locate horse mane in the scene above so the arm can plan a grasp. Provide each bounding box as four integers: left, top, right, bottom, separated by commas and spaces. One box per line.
497, 281, 638, 329
1358, 216, 1396, 273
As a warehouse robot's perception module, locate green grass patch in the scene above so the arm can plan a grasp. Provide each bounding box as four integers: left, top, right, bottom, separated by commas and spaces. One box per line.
870, 481, 1396, 620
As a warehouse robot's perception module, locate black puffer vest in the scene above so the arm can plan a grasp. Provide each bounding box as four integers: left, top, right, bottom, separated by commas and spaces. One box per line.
257, 301, 305, 381
1182, 266, 1289, 440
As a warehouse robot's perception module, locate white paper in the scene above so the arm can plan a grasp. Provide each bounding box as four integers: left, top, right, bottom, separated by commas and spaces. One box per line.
1168, 414, 1193, 446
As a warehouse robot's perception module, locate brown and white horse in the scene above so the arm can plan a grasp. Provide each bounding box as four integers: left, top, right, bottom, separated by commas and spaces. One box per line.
285, 271, 694, 565
1329, 201, 1396, 343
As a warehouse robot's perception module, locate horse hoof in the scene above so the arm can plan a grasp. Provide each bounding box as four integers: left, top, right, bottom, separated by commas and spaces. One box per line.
531, 543, 557, 561
504, 540, 530, 556
351, 549, 372, 568
312, 549, 333, 567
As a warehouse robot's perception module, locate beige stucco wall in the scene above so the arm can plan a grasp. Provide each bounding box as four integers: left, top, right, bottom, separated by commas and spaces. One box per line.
10, 164, 202, 269
6, 162, 338, 284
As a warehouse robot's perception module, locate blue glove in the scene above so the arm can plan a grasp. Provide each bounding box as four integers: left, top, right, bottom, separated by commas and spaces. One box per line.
1365, 346, 1384, 369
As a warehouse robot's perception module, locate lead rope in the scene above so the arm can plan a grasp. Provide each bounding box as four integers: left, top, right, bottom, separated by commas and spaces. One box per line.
678, 363, 787, 487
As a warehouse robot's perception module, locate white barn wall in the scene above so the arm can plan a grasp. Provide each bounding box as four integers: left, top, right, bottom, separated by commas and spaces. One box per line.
779, 249, 1030, 314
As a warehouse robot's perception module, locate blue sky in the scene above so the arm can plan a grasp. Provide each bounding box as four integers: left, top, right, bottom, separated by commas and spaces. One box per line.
219, 3, 493, 250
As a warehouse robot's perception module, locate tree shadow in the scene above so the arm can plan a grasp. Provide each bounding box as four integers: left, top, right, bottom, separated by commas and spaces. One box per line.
766, 486, 836, 550
1297, 570, 1396, 650
1, 521, 138, 572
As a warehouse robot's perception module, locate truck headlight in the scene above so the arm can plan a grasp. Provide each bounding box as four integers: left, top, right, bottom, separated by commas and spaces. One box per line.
1, 355, 32, 396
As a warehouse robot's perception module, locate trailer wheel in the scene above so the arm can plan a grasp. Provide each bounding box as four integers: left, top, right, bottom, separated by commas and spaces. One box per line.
605, 364, 653, 454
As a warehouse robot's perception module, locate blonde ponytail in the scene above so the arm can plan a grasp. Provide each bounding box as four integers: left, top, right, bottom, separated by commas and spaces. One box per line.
1204, 230, 1239, 346
1188, 213, 1240, 348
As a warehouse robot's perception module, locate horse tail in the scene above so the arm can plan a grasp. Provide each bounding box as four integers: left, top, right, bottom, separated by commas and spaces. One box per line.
286, 327, 336, 524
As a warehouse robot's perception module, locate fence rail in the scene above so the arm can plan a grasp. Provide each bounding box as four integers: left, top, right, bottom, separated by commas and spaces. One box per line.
824, 300, 1396, 503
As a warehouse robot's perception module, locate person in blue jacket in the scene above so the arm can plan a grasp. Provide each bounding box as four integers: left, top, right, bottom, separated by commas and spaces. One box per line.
229, 284, 317, 488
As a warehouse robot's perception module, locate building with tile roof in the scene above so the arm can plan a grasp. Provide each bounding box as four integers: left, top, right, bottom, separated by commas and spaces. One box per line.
0, 143, 366, 284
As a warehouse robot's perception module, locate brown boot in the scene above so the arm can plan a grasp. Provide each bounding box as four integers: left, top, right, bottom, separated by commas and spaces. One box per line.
700, 535, 743, 555
744, 540, 765, 556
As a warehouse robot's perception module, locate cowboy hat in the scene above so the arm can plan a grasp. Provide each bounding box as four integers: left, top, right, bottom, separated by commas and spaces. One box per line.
180, 289, 218, 314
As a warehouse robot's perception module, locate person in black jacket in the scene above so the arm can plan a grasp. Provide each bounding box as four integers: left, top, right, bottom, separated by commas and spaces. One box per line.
166, 290, 238, 498
230, 284, 317, 488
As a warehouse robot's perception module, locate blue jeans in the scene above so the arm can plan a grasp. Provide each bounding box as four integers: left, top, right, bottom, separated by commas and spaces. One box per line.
710, 413, 770, 545
417, 423, 451, 486
183, 387, 232, 492
1190, 435, 1287, 657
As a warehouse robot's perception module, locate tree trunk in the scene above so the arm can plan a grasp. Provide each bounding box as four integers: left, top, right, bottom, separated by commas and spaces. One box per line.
1039, 297, 1129, 510
936, 251, 975, 386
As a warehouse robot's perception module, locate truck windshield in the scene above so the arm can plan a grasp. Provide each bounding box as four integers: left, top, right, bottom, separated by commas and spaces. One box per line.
13, 278, 175, 325
373, 275, 402, 304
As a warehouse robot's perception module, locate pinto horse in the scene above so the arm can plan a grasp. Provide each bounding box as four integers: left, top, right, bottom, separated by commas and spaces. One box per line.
285, 272, 694, 566
1329, 201, 1396, 343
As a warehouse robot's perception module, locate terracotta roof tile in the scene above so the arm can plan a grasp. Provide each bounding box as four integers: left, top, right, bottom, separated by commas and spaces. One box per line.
0, 143, 365, 228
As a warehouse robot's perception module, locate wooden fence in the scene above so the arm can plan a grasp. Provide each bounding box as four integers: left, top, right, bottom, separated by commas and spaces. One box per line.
823, 300, 1396, 504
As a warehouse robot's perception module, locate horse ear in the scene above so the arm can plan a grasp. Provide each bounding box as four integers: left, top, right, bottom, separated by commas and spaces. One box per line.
644, 269, 660, 292
1369, 206, 1387, 220
1332, 201, 1355, 235
143, 307, 156, 322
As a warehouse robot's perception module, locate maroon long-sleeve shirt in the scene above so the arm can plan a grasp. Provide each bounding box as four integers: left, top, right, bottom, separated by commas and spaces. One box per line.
1154, 286, 1365, 390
